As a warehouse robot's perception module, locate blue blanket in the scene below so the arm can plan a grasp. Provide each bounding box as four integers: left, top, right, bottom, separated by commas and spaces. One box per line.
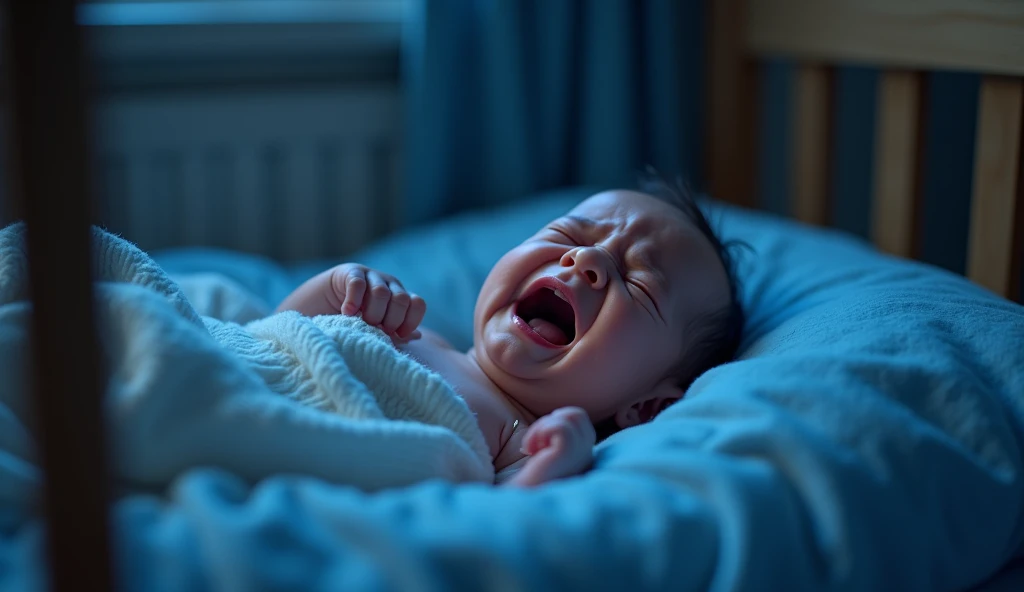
3, 191, 1022, 591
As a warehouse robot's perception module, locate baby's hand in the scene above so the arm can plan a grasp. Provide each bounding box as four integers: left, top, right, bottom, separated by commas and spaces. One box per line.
509, 406, 596, 487
330, 264, 426, 341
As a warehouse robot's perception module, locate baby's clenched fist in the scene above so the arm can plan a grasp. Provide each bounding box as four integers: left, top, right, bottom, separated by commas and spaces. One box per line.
508, 406, 596, 487
330, 264, 426, 340
520, 406, 597, 456
276, 263, 426, 342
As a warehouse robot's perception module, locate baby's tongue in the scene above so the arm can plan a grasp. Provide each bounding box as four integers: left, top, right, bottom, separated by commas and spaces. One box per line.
527, 318, 568, 346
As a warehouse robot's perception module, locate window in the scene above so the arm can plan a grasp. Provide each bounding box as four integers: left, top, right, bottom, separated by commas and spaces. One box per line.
80, 0, 409, 91
79, 0, 408, 26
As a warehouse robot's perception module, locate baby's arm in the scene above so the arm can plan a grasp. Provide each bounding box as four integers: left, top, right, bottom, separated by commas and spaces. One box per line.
276, 263, 426, 341
502, 407, 596, 487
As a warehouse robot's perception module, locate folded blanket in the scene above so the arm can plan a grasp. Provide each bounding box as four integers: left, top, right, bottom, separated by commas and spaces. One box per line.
0, 223, 493, 516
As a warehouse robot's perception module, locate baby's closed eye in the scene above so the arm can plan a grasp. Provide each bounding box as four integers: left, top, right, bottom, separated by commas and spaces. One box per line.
625, 276, 662, 319
546, 226, 580, 245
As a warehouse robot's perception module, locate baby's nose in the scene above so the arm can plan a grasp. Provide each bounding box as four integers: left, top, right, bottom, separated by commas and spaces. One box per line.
560, 247, 608, 289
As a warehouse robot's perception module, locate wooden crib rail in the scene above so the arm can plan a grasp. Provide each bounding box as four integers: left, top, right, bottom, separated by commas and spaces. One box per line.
967, 77, 1023, 299
707, 0, 1024, 301
746, 0, 1024, 78
2, 0, 113, 589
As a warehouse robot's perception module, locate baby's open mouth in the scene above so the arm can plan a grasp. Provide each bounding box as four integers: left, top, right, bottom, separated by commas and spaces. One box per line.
514, 286, 576, 346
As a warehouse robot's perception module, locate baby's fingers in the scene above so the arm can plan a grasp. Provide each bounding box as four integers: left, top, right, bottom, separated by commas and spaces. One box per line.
362, 271, 392, 325
395, 294, 427, 339
380, 281, 411, 333
520, 418, 565, 456
338, 266, 367, 316
386, 328, 422, 346
552, 407, 596, 446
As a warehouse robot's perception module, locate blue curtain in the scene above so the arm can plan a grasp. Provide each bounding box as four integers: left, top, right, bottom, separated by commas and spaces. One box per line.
401, 0, 704, 225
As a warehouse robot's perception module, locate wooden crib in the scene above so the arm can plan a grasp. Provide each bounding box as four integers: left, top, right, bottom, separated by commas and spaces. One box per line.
707, 0, 1023, 302
5, 0, 1023, 588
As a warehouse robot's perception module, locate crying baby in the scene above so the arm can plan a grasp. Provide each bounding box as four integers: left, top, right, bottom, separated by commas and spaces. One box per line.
277, 185, 743, 486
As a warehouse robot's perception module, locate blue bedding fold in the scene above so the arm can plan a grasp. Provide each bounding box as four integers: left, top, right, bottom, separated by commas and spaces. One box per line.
4, 190, 1022, 591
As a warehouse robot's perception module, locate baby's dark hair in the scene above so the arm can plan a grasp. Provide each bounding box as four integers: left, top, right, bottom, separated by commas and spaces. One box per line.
594, 172, 747, 440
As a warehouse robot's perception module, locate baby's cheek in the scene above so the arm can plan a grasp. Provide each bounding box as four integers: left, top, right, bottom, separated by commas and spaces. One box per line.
577, 332, 655, 405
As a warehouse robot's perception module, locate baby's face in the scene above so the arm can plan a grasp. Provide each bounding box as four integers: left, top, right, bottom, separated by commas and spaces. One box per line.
472, 190, 731, 421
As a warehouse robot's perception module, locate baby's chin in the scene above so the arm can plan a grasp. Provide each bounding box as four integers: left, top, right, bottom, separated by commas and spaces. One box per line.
473, 326, 555, 388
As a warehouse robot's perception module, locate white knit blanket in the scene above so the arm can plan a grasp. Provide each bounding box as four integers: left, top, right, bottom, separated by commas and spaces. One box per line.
0, 224, 493, 512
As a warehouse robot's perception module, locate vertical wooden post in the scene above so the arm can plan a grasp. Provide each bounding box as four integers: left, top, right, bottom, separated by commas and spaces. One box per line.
706, 0, 759, 208
790, 64, 834, 225
967, 76, 1023, 300
871, 71, 925, 258
2, 1, 113, 589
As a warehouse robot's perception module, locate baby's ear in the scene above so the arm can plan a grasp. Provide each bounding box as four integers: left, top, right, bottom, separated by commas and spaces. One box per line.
613, 382, 683, 429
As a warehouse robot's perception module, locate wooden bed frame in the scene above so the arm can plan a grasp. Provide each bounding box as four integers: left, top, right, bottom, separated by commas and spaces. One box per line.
707, 0, 1024, 302
4, 0, 1023, 588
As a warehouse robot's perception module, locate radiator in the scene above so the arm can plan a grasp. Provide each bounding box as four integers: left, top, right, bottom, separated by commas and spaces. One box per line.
93, 85, 403, 261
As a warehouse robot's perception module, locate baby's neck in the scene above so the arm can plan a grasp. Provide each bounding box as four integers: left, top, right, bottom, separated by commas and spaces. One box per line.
463, 348, 538, 421
397, 328, 537, 423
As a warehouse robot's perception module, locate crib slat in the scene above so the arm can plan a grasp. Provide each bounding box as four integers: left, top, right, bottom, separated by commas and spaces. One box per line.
967, 77, 1023, 299
791, 64, 833, 225
871, 71, 924, 258
3, 2, 114, 589
707, 0, 759, 208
